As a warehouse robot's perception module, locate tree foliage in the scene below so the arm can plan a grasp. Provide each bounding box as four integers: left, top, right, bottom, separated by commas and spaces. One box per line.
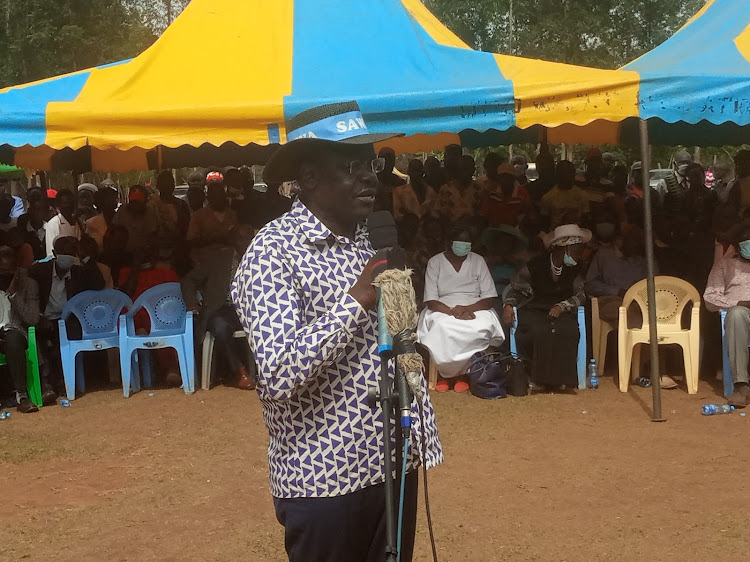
0, 0, 195, 88
424, 0, 706, 68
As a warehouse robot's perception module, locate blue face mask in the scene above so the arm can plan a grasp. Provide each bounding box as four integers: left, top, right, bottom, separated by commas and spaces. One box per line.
740, 240, 750, 260
563, 251, 578, 267
452, 241, 472, 257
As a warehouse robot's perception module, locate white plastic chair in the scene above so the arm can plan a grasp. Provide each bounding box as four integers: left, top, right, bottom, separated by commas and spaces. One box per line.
201, 330, 253, 390
617, 276, 700, 394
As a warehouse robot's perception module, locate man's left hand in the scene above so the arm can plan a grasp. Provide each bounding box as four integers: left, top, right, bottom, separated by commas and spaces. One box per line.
548, 305, 563, 319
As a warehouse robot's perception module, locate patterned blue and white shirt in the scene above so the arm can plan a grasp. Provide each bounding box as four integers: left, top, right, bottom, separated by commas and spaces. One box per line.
231, 199, 443, 499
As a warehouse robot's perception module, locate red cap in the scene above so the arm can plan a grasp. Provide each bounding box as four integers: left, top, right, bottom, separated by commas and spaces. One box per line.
46, 188, 58, 199
585, 147, 602, 160
206, 171, 224, 184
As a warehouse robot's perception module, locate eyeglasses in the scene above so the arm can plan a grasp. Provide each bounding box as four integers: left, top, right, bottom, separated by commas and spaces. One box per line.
346, 157, 386, 175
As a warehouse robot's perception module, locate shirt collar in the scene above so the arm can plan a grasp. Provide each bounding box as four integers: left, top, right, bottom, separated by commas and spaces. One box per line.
52, 265, 72, 281
290, 199, 368, 246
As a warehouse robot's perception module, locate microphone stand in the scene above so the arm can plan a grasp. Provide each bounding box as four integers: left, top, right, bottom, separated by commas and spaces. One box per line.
368, 290, 399, 562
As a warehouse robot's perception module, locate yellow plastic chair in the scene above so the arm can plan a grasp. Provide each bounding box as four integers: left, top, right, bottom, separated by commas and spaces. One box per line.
591, 297, 616, 374
617, 276, 700, 394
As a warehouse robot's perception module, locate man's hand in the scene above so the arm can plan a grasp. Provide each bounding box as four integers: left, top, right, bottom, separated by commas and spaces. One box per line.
348, 255, 381, 311
548, 305, 563, 319
502, 305, 515, 326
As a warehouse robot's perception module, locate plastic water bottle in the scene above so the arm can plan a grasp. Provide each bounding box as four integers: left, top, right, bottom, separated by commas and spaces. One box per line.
702, 404, 734, 416
60, 399, 71, 408
587, 359, 599, 389
635, 377, 651, 388
0, 409, 10, 420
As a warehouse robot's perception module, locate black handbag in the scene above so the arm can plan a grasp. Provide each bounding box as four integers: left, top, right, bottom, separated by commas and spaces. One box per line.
468, 351, 528, 399
468, 351, 508, 399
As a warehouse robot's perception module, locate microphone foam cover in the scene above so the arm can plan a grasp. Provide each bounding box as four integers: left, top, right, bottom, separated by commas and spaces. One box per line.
367, 211, 398, 250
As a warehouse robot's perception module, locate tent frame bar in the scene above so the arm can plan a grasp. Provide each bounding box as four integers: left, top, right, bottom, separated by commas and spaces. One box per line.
639, 119, 665, 422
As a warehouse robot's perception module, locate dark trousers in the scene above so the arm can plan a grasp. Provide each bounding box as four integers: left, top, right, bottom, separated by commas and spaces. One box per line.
38, 319, 81, 394
206, 305, 244, 374
1, 328, 28, 398
273, 471, 419, 562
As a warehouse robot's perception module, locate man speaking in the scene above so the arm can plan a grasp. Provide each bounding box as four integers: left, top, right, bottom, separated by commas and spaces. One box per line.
231, 102, 442, 562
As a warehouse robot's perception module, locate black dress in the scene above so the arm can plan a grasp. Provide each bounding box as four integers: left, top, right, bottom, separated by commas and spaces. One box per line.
513, 255, 582, 388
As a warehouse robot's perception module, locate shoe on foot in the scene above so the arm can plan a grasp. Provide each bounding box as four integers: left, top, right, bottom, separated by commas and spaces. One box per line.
42, 389, 57, 407
660, 375, 678, 390
17, 397, 38, 413
453, 380, 470, 393
237, 366, 256, 390
435, 379, 450, 392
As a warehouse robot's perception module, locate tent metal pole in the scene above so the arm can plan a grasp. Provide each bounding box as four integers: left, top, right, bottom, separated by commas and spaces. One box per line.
639, 119, 665, 422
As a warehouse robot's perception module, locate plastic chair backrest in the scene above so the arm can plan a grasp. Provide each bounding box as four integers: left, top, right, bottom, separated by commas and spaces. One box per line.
128, 282, 187, 336
622, 276, 700, 330
61, 289, 133, 339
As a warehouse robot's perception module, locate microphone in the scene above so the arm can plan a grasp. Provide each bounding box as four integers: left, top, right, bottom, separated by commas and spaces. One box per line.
366, 212, 424, 430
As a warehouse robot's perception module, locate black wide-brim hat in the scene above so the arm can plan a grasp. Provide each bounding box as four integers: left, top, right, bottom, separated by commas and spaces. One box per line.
263, 101, 403, 183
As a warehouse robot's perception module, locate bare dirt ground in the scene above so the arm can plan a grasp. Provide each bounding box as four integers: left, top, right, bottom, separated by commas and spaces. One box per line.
1, 374, 748, 562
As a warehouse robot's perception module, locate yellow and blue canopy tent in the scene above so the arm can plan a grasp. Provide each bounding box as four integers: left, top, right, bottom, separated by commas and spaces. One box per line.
541, 0, 750, 147
0, 0, 640, 172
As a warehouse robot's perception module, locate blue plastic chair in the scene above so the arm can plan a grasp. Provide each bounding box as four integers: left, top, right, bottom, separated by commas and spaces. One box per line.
59, 290, 133, 400
510, 305, 587, 390
719, 309, 749, 398
118, 282, 195, 396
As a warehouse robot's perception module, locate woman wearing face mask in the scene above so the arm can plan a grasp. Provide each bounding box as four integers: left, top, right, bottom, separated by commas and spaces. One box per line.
503, 224, 590, 391
417, 225, 505, 392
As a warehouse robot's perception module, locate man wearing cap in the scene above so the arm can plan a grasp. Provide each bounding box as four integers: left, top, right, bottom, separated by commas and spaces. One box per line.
480, 162, 531, 227
232, 101, 442, 562
187, 172, 238, 266
655, 150, 693, 215
76, 183, 98, 223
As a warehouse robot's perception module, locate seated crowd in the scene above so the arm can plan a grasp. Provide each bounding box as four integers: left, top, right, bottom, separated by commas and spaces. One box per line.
0, 169, 290, 413
3, 143, 750, 411
387, 144, 750, 400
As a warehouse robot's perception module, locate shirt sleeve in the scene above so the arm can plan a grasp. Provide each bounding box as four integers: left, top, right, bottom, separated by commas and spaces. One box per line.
232, 245, 370, 402
503, 265, 533, 307
422, 256, 440, 303
44, 218, 59, 258
703, 259, 729, 312
558, 275, 586, 312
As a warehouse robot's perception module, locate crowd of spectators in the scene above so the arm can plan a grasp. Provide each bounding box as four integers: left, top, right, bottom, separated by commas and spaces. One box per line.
0, 169, 291, 413
4, 143, 750, 410
385, 145, 750, 397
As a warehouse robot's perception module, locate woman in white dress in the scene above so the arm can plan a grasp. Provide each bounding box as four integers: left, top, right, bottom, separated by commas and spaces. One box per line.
418, 226, 505, 392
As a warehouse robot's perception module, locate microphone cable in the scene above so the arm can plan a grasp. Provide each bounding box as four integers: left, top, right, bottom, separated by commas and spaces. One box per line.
418, 400, 439, 562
